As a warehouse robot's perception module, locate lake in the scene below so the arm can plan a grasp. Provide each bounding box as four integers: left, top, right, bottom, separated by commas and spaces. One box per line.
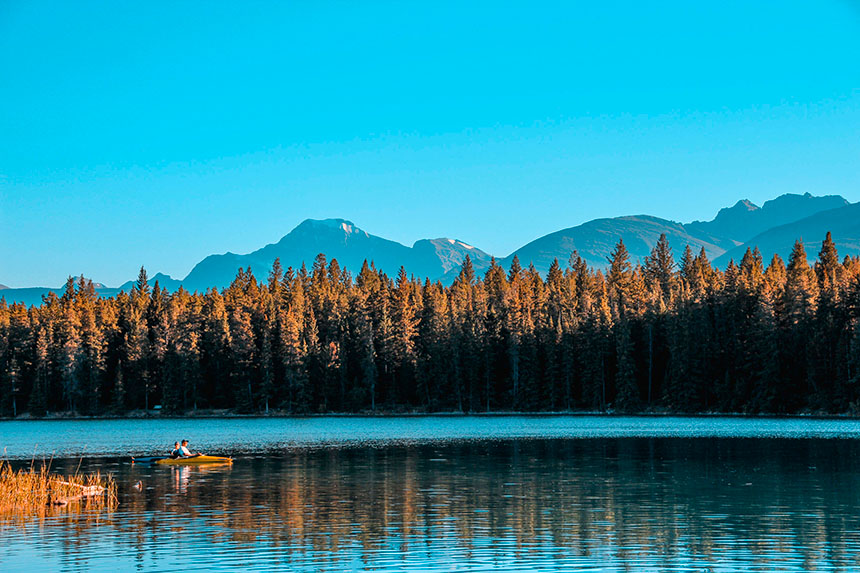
2, 416, 860, 571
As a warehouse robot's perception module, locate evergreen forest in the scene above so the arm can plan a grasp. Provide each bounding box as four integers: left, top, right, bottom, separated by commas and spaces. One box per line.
3, 232, 860, 417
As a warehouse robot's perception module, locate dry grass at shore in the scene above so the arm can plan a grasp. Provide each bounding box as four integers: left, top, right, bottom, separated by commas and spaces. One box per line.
0, 461, 117, 514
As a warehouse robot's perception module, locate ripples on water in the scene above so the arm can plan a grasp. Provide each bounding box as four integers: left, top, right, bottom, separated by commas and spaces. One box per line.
4, 415, 860, 459
1, 417, 860, 572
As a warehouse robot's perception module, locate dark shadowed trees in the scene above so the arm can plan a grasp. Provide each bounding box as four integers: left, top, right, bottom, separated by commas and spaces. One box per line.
3, 232, 860, 417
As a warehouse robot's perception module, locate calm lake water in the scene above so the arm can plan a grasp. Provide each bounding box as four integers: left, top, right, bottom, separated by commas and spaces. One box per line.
2, 416, 860, 572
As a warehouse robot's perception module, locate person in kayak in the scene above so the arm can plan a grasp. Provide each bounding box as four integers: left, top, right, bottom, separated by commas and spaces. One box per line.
177, 439, 202, 458
170, 441, 181, 459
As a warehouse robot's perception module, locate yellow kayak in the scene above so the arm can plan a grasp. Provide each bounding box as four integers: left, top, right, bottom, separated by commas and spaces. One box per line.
155, 455, 233, 465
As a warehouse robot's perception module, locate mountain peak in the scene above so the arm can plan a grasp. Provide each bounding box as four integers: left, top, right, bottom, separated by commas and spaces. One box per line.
296, 218, 360, 232
285, 219, 371, 243
68, 275, 108, 289
688, 192, 848, 243
428, 237, 477, 250
412, 237, 492, 276
712, 199, 759, 222
760, 192, 848, 212
733, 199, 760, 212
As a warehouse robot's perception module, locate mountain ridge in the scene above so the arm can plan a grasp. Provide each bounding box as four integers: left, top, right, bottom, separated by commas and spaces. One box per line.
499, 214, 739, 276
686, 192, 849, 243
181, 218, 493, 292
3, 192, 857, 306
714, 202, 860, 267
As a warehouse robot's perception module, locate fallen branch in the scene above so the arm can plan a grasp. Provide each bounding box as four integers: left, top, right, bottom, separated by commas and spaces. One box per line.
49, 480, 105, 497
1, 461, 117, 513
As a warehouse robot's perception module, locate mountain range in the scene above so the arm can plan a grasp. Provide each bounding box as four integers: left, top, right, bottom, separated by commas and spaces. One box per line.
180, 219, 493, 293
2, 192, 856, 306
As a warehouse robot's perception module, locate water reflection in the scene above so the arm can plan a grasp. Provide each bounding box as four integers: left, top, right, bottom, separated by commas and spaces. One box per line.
2, 438, 860, 571
164, 463, 232, 495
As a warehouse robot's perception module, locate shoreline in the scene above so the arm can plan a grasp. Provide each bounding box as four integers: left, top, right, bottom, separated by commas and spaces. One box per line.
2, 410, 859, 422
4, 413, 860, 462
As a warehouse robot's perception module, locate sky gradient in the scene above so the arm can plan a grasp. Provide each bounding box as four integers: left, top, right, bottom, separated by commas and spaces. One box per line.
2, 1, 859, 287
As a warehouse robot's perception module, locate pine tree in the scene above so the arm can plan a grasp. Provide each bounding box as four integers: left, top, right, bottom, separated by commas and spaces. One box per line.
268, 257, 284, 295
57, 277, 81, 412
280, 302, 306, 412
785, 240, 818, 321
811, 233, 843, 407
505, 257, 523, 409
449, 259, 479, 411
739, 247, 765, 294
258, 299, 275, 414
391, 267, 418, 405
816, 231, 841, 294
607, 239, 633, 320
225, 269, 258, 413
300, 304, 319, 412
133, 266, 150, 298
783, 240, 819, 408
679, 245, 695, 287
76, 278, 104, 415
644, 233, 675, 307
458, 255, 476, 286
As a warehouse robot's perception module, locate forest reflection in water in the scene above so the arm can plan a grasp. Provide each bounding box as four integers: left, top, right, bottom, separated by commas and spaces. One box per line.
2, 438, 860, 572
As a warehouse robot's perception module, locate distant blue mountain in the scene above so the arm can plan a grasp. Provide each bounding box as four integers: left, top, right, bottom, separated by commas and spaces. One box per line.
504, 193, 854, 274
500, 215, 736, 275
116, 273, 182, 293
714, 202, 860, 267
687, 192, 849, 243
181, 219, 492, 291
0, 273, 181, 307
2, 193, 857, 306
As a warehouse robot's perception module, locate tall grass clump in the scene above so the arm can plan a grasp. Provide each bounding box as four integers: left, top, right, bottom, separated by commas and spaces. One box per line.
0, 460, 117, 513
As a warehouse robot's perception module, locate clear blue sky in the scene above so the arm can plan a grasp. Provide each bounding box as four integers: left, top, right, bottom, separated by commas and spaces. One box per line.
1, 1, 859, 287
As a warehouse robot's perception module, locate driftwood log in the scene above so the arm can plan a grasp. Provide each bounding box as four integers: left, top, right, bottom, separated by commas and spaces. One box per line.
47, 480, 106, 506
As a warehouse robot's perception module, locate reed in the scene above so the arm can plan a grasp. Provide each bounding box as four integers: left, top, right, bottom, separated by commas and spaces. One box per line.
0, 460, 117, 513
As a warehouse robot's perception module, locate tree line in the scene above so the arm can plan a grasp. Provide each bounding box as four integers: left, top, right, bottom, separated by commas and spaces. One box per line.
2, 232, 860, 417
